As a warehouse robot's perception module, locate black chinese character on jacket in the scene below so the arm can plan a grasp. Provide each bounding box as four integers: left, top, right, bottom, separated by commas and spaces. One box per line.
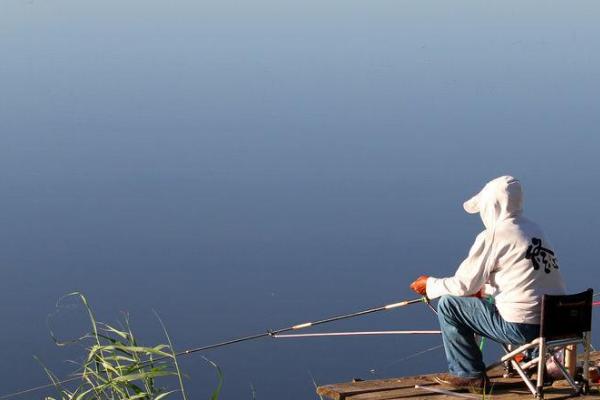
525, 237, 559, 273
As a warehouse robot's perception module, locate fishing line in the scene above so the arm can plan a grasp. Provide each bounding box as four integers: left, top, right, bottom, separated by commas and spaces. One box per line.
368, 343, 445, 375
0, 296, 431, 399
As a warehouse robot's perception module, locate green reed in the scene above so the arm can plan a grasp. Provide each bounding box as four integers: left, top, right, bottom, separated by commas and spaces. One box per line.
40, 292, 221, 400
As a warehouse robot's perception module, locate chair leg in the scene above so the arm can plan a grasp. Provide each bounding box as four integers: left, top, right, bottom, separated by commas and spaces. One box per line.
504, 344, 515, 377
582, 331, 591, 394
551, 353, 579, 391
511, 358, 538, 396
502, 344, 537, 396
536, 339, 546, 399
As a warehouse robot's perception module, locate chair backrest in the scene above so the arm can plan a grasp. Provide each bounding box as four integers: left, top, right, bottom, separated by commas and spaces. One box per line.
539, 288, 593, 340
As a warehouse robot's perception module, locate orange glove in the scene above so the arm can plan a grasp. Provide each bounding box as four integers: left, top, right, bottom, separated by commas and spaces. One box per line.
410, 275, 429, 296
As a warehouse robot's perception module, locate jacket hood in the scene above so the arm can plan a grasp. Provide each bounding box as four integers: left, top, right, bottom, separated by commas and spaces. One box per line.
463, 176, 523, 228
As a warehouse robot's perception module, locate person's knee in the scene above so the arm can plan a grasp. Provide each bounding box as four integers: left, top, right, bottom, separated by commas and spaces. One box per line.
437, 295, 458, 316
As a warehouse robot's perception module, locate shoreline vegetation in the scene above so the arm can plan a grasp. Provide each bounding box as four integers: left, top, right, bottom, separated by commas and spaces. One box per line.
38, 292, 222, 400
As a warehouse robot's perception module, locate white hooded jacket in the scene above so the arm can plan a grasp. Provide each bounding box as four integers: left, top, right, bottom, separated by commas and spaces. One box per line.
426, 176, 566, 324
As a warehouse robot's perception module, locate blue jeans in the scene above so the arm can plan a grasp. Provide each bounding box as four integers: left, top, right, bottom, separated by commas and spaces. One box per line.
437, 295, 540, 378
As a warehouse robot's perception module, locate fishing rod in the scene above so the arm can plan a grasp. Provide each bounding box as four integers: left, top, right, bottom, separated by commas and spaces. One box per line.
172, 296, 430, 357
0, 296, 433, 399
273, 330, 441, 338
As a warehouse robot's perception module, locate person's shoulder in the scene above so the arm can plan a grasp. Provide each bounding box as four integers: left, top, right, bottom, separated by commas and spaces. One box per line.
493, 216, 541, 244
514, 216, 545, 236
497, 216, 553, 252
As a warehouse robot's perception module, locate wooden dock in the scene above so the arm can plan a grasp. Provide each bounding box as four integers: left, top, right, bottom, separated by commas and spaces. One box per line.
317, 352, 600, 400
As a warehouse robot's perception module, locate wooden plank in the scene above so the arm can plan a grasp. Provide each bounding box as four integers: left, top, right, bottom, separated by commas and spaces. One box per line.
347, 384, 600, 400
319, 375, 600, 399
347, 379, 531, 400
348, 383, 448, 400
317, 366, 510, 400
346, 381, 430, 400
318, 351, 600, 400
317, 377, 428, 400
322, 379, 600, 400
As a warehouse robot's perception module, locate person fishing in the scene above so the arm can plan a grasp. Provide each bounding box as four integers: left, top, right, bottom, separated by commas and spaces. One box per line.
409, 175, 566, 392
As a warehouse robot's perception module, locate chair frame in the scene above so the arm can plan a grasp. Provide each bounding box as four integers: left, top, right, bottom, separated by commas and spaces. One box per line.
487, 289, 593, 399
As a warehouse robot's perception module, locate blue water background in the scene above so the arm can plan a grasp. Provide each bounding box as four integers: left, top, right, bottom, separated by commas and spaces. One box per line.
1, 1, 599, 398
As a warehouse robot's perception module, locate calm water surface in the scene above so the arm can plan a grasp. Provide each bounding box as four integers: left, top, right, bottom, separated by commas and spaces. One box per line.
1, 1, 600, 398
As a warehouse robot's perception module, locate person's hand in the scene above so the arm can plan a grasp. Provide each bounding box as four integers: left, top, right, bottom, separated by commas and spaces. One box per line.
410, 275, 429, 296
467, 287, 486, 298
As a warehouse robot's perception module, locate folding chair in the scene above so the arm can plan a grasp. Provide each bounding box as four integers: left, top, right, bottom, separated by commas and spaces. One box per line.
490, 289, 593, 399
